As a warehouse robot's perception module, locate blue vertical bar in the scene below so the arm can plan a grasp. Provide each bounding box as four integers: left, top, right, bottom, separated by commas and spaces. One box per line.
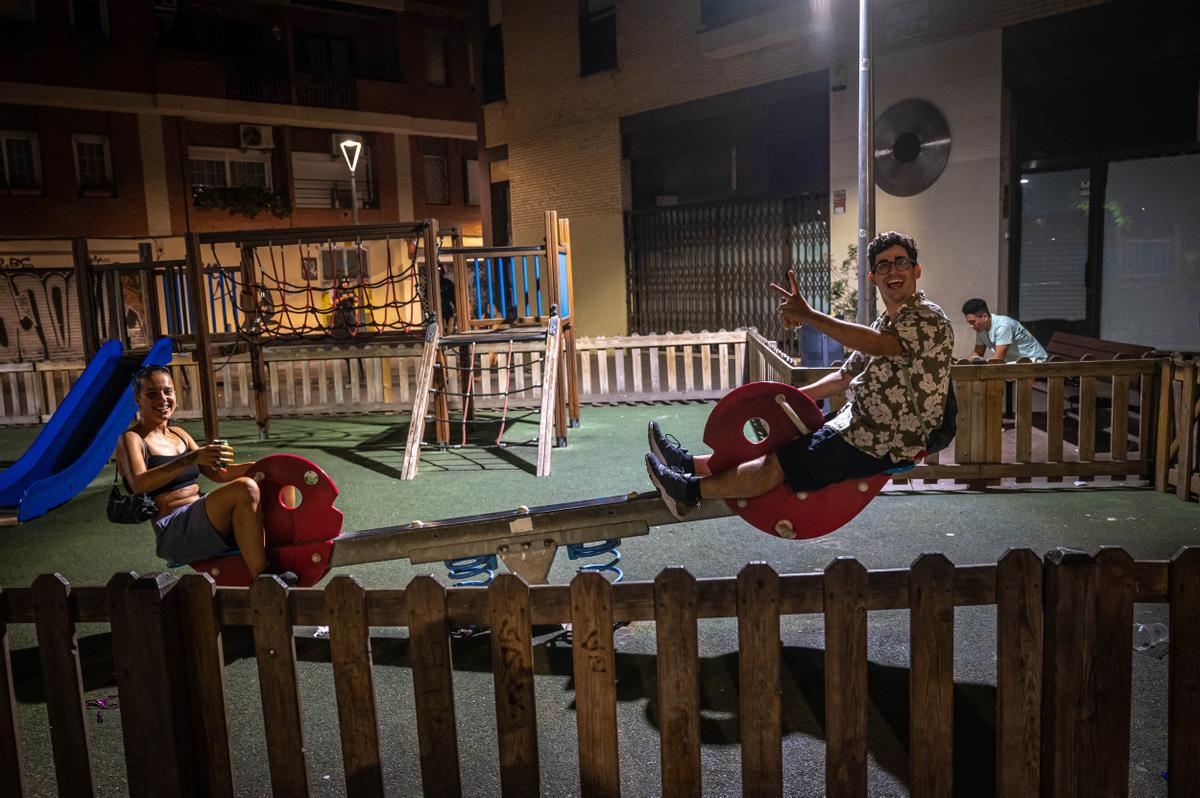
230, 271, 241, 329
473, 257, 483, 323
509, 256, 518, 318
485, 257, 495, 319
207, 273, 218, 334
178, 271, 191, 334
162, 272, 175, 335
496, 257, 507, 318
558, 251, 569, 318
521, 256, 530, 317
534, 256, 543, 316
219, 272, 230, 332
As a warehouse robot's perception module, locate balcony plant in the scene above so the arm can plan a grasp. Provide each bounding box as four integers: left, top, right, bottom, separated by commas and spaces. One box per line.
192, 185, 291, 219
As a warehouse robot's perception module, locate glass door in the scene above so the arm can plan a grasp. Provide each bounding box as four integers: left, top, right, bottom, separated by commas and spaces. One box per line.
1014, 168, 1095, 343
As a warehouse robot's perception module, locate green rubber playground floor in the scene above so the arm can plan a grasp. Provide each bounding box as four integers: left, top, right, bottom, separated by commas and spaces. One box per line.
2, 403, 1198, 796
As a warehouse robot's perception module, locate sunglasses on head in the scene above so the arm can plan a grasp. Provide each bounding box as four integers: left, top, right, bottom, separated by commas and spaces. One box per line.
132, 364, 171, 384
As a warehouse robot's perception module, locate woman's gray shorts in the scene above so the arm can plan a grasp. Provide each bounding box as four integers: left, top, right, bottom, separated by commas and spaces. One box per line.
153, 496, 232, 564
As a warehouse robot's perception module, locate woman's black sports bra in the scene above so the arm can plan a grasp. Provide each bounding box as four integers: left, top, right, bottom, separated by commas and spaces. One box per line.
124, 431, 200, 496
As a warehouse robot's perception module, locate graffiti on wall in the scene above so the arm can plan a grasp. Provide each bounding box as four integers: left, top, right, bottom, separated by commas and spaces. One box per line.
0, 270, 79, 362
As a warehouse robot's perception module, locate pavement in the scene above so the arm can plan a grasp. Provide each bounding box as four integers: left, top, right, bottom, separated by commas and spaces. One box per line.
1, 403, 1197, 796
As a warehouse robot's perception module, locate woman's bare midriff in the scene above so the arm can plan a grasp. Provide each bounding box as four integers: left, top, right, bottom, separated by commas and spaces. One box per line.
155, 483, 201, 520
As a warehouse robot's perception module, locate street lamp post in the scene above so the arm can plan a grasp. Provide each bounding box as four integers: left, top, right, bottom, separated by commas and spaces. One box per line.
339, 137, 362, 227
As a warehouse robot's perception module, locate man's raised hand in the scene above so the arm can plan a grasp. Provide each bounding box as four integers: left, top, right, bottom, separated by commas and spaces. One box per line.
770, 270, 816, 328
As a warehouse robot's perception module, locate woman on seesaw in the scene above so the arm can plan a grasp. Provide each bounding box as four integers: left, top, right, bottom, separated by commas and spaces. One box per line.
116, 365, 297, 584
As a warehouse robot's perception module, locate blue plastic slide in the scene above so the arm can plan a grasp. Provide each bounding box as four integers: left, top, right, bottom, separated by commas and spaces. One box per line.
0, 337, 175, 523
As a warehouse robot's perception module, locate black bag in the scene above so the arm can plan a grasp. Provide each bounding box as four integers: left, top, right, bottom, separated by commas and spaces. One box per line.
106, 470, 157, 524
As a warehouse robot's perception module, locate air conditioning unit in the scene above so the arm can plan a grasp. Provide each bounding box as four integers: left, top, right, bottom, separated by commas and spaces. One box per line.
239, 124, 275, 150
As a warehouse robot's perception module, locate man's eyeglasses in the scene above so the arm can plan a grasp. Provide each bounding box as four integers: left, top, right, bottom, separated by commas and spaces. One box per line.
872, 257, 915, 275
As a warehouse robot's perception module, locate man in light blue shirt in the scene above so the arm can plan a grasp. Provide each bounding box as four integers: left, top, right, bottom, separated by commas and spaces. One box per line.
962, 298, 1048, 362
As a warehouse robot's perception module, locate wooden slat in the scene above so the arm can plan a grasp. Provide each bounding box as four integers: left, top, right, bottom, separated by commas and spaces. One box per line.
109, 573, 196, 797
1155, 362, 1173, 491
666, 345, 677, 392
284, 361, 295, 408
1016, 377, 1033, 464
1078, 375, 1097, 463
1168, 547, 1200, 797
654, 568, 701, 797
580, 351, 592, 396
737, 563, 782, 797
824, 558, 868, 798
648, 346, 661, 392
0, 588, 27, 798
302, 360, 312, 407
536, 322, 561, 477
701, 343, 713, 390
1047, 377, 1065, 466
1092, 548, 1134, 796
176, 575, 236, 798
1176, 360, 1196, 500
597, 348, 609, 396
954, 378, 972, 463
614, 348, 625, 395
1137, 362, 1156, 459
250, 576, 309, 797
682, 343, 695, 391
985, 378, 1004, 464
326, 577, 384, 797
908, 554, 954, 798
488, 574, 539, 796
632, 346, 643, 394
1040, 549, 1097, 797
32, 574, 95, 798
402, 331, 441, 480
570, 573, 620, 797
1111, 374, 1130, 461
995, 549, 1042, 798
718, 343, 730, 388
407, 576, 462, 798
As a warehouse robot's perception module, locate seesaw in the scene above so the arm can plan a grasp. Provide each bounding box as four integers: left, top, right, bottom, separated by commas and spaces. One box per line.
187, 382, 902, 587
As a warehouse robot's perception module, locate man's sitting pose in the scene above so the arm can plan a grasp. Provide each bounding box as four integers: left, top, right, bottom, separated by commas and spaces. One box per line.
646, 230, 954, 519
962, 298, 1047, 363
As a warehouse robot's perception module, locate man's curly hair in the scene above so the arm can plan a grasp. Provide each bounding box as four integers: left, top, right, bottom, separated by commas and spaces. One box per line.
866, 231, 918, 270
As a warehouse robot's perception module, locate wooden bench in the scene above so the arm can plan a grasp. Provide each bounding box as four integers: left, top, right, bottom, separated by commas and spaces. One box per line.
1044, 331, 1156, 363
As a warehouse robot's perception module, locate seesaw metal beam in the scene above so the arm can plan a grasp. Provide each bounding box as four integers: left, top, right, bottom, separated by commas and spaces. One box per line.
327, 491, 734, 576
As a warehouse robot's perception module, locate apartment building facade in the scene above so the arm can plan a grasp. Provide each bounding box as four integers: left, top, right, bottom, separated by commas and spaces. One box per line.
481, 0, 1200, 350
0, 0, 487, 360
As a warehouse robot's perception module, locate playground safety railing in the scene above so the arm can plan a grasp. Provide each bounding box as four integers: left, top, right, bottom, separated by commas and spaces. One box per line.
1, 547, 1197, 796
1156, 354, 1200, 503
747, 328, 1164, 488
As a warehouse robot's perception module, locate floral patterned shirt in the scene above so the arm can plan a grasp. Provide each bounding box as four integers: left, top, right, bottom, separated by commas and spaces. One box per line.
828, 290, 954, 461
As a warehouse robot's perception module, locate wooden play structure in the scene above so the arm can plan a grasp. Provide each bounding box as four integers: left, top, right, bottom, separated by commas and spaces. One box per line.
401, 211, 579, 479
2, 547, 1198, 796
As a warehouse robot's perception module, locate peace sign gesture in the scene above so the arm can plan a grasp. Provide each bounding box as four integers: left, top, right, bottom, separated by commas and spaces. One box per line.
769, 270, 816, 329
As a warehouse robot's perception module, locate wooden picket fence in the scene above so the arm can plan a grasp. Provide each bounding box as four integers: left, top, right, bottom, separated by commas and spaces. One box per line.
2, 547, 1198, 796
746, 330, 1164, 488
0, 330, 749, 426
1157, 355, 1200, 502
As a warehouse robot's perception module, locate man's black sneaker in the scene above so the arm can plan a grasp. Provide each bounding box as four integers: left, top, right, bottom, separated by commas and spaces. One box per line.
648, 421, 693, 473
645, 452, 697, 521
262, 568, 299, 587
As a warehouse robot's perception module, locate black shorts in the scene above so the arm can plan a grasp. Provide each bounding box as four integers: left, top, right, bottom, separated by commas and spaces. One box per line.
774, 425, 898, 492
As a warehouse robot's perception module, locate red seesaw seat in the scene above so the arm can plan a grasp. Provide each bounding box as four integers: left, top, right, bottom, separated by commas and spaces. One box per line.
704, 382, 919, 540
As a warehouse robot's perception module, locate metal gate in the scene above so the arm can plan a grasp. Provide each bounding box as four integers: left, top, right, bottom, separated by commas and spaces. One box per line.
624, 193, 829, 349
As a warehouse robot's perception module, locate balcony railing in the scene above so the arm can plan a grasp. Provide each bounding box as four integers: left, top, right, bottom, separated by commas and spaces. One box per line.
293, 177, 377, 210
224, 65, 357, 110
295, 72, 357, 110
225, 64, 291, 104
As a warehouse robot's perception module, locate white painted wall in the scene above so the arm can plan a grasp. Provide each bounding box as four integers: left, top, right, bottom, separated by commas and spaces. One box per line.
829, 29, 1004, 356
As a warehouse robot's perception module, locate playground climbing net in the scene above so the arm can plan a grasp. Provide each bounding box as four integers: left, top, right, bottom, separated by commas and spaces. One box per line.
210, 238, 427, 345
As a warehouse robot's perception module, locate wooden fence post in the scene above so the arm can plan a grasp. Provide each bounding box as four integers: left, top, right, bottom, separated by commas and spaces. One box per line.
0, 587, 27, 798
824, 557, 868, 798
175, 574, 236, 798
31, 573, 95, 798
1168, 546, 1200, 796
488, 574, 539, 797
184, 233, 221, 441
570, 572, 620, 797
1155, 359, 1174, 492
1040, 549, 1098, 798
70, 238, 99, 360
108, 572, 198, 798
655, 568, 701, 797
995, 549, 1042, 798
407, 575, 463, 798
1176, 358, 1196, 500
326, 576, 384, 798
1092, 548, 1135, 795
737, 563, 783, 797
250, 575, 309, 797
908, 554, 955, 798
240, 245, 271, 440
